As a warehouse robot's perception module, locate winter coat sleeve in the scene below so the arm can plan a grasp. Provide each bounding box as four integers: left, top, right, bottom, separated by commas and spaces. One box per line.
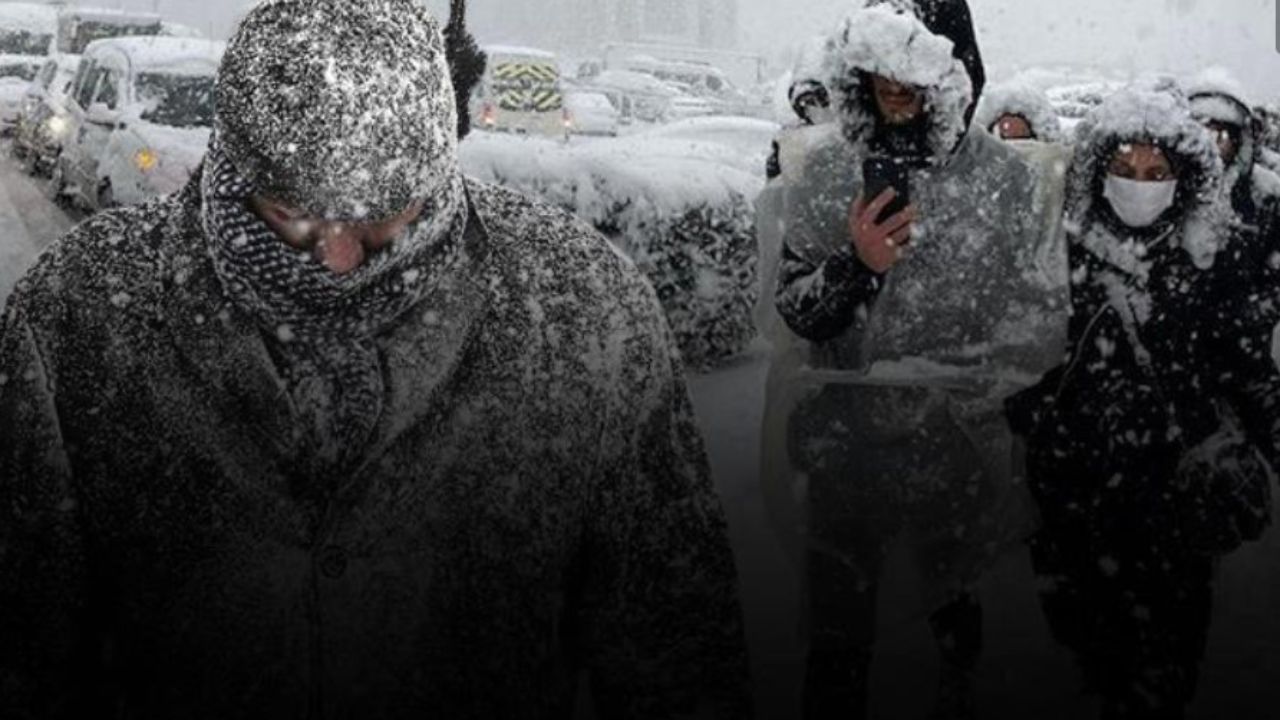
775, 240, 883, 343
577, 301, 752, 720
0, 309, 90, 720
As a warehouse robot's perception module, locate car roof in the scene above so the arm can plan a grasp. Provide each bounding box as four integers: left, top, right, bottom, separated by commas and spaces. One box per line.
58, 7, 162, 25
83, 36, 224, 73
485, 45, 557, 61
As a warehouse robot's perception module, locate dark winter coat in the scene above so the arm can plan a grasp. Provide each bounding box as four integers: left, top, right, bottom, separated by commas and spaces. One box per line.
0, 174, 751, 720
1008, 84, 1279, 559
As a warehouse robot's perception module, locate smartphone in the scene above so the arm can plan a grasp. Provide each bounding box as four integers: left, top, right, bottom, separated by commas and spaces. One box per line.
861, 157, 911, 225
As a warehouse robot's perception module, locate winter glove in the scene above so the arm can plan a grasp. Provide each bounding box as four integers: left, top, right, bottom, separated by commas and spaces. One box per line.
1174, 429, 1274, 556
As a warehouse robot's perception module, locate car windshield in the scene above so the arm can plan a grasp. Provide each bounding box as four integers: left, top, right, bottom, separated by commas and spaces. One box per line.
0, 29, 51, 56
137, 72, 214, 128
66, 21, 162, 54
0, 62, 37, 82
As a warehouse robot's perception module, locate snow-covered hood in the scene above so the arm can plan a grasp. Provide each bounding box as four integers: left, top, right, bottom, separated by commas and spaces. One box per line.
134, 121, 211, 181
1186, 68, 1261, 211
974, 80, 1064, 144
822, 0, 985, 164
1066, 80, 1226, 274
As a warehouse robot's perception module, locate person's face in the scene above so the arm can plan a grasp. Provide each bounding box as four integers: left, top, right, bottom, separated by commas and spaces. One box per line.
1205, 120, 1240, 167
250, 196, 426, 275
994, 114, 1034, 141
871, 74, 924, 125
1107, 143, 1176, 183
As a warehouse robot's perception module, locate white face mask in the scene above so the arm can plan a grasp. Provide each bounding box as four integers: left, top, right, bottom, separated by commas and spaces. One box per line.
1103, 175, 1178, 229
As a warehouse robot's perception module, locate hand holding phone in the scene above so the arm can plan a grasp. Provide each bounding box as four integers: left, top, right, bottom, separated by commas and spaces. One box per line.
849, 191, 914, 273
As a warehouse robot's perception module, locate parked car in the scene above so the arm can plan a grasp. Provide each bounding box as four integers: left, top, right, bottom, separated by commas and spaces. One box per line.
471, 45, 569, 139
12, 53, 80, 174
0, 2, 58, 133
564, 91, 619, 137
51, 37, 223, 211
581, 69, 678, 124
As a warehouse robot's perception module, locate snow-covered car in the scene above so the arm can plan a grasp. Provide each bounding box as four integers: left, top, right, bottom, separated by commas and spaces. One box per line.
582, 69, 678, 124
460, 126, 773, 368
51, 37, 223, 211
627, 116, 780, 176
12, 53, 80, 174
54, 7, 163, 55
667, 94, 719, 120
0, 2, 58, 132
564, 91, 619, 137
471, 45, 570, 139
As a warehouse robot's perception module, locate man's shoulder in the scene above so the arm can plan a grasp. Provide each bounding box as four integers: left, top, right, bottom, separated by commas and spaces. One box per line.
6, 195, 187, 338
464, 178, 673, 349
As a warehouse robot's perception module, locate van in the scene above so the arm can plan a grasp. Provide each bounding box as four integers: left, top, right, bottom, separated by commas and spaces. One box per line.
0, 3, 58, 131
55, 7, 163, 55
52, 37, 223, 210
471, 45, 569, 139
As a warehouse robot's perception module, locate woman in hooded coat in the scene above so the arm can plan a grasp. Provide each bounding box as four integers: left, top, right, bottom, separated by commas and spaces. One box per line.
974, 80, 1066, 145
773, 0, 1069, 717
1008, 82, 1279, 720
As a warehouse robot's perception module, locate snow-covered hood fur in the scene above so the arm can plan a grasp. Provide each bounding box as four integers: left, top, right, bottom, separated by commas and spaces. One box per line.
214, 0, 460, 223
1186, 68, 1280, 216
1066, 80, 1226, 275
974, 80, 1064, 144
822, 0, 985, 165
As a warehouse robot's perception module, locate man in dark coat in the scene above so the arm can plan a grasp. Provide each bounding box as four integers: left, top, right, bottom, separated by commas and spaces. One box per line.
1008, 82, 1279, 720
0, 1, 751, 718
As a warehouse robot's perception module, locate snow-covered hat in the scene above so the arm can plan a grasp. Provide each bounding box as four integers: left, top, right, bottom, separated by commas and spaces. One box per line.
1066, 79, 1227, 272
822, 0, 985, 163
214, 0, 460, 222
974, 80, 1064, 144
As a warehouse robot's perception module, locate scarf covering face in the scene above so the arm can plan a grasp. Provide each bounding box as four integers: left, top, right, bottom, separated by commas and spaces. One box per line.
200, 138, 469, 476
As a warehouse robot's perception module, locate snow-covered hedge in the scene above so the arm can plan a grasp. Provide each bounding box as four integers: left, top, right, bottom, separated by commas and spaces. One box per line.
460, 122, 773, 369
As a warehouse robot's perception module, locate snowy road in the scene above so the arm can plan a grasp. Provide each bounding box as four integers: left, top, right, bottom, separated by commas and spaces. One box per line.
0, 144, 73, 309
1, 147, 1279, 718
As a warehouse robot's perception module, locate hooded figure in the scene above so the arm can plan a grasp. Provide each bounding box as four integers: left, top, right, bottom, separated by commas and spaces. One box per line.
1187, 69, 1280, 334
973, 80, 1065, 145
772, 0, 1069, 717
1007, 82, 1279, 719
0, 1, 751, 718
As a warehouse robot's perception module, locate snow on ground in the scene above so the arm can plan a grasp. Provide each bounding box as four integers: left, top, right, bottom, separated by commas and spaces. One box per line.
2, 141, 1280, 718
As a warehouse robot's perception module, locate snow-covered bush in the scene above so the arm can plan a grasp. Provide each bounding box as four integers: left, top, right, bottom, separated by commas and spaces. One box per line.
460, 126, 771, 369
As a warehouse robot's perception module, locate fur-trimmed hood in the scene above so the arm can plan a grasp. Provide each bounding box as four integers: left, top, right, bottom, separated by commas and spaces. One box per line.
1066, 80, 1227, 275
822, 0, 985, 165
974, 80, 1065, 144
1187, 67, 1280, 219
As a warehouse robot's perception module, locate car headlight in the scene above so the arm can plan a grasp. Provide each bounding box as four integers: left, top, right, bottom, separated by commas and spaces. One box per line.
134, 148, 159, 173
44, 115, 68, 138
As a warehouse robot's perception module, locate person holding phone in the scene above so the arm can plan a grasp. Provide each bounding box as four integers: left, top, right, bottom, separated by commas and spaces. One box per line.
773, 1, 1070, 717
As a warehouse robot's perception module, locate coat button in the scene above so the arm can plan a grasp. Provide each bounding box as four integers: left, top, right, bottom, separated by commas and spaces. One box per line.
318, 545, 348, 579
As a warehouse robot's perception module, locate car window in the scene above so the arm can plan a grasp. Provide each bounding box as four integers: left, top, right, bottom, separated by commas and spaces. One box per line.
73, 61, 98, 108
94, 69, 120, 109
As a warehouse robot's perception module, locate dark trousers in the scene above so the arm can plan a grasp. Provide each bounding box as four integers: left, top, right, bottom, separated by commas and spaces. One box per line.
1030, 527, 1214, 720
802, 546, 983, 719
